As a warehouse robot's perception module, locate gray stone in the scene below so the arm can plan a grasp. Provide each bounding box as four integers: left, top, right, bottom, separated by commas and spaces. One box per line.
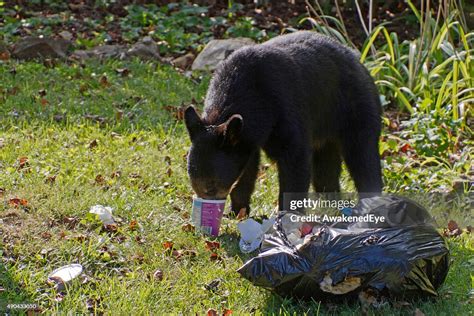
126, 36, 160, 60
172, 52, 195, 69
59, 30, 73, 41
192, 38, 255, 71
12, 37, 71, 60
70, 45, 127, 60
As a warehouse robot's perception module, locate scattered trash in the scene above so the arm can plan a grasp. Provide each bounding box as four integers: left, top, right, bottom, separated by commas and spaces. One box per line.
237, 217, 275, 253
48, 264, 83, 290
238, 196, 450, 301
89, 205, 114, 225
191, 196, 226, 237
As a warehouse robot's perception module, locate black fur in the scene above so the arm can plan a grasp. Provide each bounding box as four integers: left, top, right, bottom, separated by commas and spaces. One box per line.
185, 31, 383, 214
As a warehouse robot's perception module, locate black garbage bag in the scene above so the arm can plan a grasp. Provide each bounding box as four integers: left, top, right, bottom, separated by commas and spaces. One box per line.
237, 196, 450, 301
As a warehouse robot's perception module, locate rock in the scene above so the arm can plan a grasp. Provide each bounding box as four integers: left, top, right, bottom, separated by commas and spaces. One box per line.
126, 36, 160, 60
58, 30, 73, 41
172, 52, 195, 69
192, 38, 255, 71
71, 45, 127, 60
12, 37, 71, 60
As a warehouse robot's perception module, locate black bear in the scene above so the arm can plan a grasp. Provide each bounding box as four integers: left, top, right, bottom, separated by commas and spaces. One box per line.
184, 31, 383, 214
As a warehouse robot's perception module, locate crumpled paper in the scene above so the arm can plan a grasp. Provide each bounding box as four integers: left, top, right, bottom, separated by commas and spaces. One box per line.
238, 217, 275, 253
89, 205, 114, 225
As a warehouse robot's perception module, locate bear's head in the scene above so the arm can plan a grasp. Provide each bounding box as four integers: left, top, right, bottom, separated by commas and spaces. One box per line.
184, 106, 250, 199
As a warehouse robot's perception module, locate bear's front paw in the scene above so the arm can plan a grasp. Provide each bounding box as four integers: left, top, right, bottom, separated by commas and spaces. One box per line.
230, 204, 249, 219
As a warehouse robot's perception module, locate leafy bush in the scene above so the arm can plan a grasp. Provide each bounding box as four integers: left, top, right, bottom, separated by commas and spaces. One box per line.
304, 0, 473, 126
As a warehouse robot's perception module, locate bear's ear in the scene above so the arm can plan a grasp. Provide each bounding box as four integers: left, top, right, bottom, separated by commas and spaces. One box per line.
217, 114, 243, 146
184, 106, 204, 140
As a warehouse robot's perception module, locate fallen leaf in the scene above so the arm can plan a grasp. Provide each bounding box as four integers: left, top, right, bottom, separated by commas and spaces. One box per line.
0, 51, 10, 61
207, 308, 218, 316
204, 278, 222, 292
40, 98, 49, 107
8, 198, 28, 208
448, 220, 459, 231
400, 143, 411, 153
45, 175, 57, 184
38, 89, 47, 97
111, 171, 122, 178
88, 139, 98, 149
153, 269, 163, 281
132, 235, 144, 244
181, 223, 195, 232
63, 216, 79, 228
41, 232, 52, 240
129, 220, 138, 231
115, 68, 130, 77
129, 172, 141, 179
163, 105, 186, 121
99, 75, 111, 87
103, 223, 118, 233
54, 293, 65, 302
162, 241, 174, 251
209, 252, 222, 261
182, 249, 197, 257
131, 253, 144, 263
95, 174, 105, 185
172, 249, 182, 259
18, 156, 29, 169
205, 241, 220, 251
444, 220, 462, 237
71, 234, 88, 242
223, 309, 233, 316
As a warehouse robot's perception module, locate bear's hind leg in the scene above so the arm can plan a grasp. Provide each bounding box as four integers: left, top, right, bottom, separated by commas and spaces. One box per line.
341, 131, 383, 195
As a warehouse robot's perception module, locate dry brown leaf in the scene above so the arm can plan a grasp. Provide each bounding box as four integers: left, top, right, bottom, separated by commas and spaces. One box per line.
8, 198, 28, 208
181, 223, 195, 232
205, 241, 220, 251
99, 75, 111, 87
207, 308, 218, 316
153, 269, 163, 281
129, 220, 138, 231
88, 139, 98, 149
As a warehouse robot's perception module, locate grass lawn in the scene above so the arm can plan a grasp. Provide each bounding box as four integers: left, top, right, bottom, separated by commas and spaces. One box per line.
0, 59, 473, 315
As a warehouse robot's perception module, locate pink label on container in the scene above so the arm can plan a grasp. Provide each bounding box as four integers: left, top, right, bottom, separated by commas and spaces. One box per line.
200, 202, 225, 236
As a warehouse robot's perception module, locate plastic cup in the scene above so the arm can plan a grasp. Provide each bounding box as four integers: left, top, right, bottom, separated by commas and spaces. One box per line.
191, 196, 226, 237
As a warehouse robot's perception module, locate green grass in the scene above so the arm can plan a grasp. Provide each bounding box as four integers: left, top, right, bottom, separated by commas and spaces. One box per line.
0, 59, 473, 315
